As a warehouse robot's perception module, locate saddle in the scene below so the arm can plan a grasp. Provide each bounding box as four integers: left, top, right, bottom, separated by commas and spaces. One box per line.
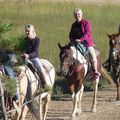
26, 60, 52, 89
73, 42, 100, 79
74, 42, 100, 58
26, 59, 52, 76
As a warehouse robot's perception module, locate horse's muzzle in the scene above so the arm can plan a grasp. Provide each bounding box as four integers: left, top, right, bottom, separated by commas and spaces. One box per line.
56, 69, 67, 77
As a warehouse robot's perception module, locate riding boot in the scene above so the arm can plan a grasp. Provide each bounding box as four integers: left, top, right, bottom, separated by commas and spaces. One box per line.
93, 61, 100, 79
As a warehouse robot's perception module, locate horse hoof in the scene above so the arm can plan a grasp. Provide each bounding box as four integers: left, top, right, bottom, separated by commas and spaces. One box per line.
70, 115, 76, 120
76, 112, 78, 116
116, 97, 120, 101
91, 108, 96, 113
76, 110, 82, 116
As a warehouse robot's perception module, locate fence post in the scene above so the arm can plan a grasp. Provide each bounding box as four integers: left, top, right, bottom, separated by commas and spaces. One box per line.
0, 78, 8, 120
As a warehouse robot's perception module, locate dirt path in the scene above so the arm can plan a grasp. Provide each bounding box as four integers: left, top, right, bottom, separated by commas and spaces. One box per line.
25, 86, 120, 120
45, 86, 120, 120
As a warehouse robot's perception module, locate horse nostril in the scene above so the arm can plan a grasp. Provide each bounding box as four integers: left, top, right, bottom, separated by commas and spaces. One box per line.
62, 70, 67, 76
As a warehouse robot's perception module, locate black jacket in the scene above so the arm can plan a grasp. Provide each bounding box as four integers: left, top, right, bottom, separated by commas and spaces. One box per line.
25, 36, 40, 59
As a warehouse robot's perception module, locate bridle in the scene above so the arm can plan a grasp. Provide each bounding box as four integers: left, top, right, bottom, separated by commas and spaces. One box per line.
109, 34, 120, 77
60, 47, 80, 77
62, 58, 76, 77
108, 33, 119, 57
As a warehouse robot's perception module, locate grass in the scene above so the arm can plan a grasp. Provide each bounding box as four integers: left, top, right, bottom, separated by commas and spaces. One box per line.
0, 1, 120, 91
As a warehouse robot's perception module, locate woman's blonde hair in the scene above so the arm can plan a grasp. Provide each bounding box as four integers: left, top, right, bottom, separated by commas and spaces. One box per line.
73, 8, 82, 16
25, 24, 35, 32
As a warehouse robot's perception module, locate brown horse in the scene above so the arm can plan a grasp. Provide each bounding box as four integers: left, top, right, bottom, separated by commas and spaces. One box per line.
57, 42, 113, 119
107, 32, 120, 100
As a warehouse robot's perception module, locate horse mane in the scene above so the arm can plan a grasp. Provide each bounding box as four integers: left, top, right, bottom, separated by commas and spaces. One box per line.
70, 45, 86, 64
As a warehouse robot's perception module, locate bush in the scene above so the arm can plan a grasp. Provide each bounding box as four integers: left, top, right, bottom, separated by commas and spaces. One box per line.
0, 22, 25, 53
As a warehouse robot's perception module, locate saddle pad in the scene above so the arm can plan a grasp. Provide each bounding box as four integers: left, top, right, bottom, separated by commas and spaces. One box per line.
40, 59, 53, 72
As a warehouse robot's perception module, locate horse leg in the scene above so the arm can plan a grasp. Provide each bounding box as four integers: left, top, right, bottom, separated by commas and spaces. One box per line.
20, 105, 29, 120
14, 73, 28, 120
116, 79, 120, 101
13, 94, 25, 120
42, 93, 51, 120
71, 92, 79, 118
69, 83, 76, 118
38, 96, 43, 120
91, 77, 99, 112
69, 83, 76, 116
70, 81, 84, 118
76, 84, 84, 115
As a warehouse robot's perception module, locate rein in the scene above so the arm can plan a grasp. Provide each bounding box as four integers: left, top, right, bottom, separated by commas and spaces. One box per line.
68, 47, 79, 76
62, 59, 76, 77
62, 45, 85, 77
68, 60, 76, 77
64, 57, 79, 77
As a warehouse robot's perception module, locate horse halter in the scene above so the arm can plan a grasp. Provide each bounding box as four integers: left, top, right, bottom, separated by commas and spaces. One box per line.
108, 33, 120, 81
109, 34, 120, 61
59, 46, 79, 77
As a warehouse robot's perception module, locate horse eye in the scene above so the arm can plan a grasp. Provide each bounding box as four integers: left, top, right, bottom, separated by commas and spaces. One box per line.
65, 54, 68, 57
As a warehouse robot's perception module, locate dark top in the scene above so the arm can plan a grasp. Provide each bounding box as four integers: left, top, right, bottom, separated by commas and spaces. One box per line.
25, 36, 40, 59
69, 21, 83, 40
69, 19, 93, 47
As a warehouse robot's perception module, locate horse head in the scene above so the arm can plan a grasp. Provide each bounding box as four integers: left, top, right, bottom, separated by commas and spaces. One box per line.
0, 49, 18, 65
108, 32, 120, 61
57, 43, 75, 77
7, 51, 18, 65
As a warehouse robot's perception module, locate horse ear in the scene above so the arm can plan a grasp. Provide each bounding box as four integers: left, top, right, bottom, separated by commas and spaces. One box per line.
58, 43, 62, 50
68, 42, 71, 47
118, 24, 120, 32
117, 32, 120, 37
107, 33, 111, 38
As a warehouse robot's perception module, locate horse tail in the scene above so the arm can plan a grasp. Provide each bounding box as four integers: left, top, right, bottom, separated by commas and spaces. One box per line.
101, 66, 115, 85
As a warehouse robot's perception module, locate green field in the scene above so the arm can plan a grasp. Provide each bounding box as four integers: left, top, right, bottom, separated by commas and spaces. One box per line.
0, 0, 120, 71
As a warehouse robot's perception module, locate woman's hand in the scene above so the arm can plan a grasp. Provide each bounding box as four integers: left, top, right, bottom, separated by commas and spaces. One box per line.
75, 39, 80, 42
21, 53, 29, 59
23, 53, 29, 59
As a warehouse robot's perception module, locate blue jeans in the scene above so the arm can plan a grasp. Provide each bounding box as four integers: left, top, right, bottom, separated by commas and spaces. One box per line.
30, 57, 43, 72
4, 66, 15, 79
